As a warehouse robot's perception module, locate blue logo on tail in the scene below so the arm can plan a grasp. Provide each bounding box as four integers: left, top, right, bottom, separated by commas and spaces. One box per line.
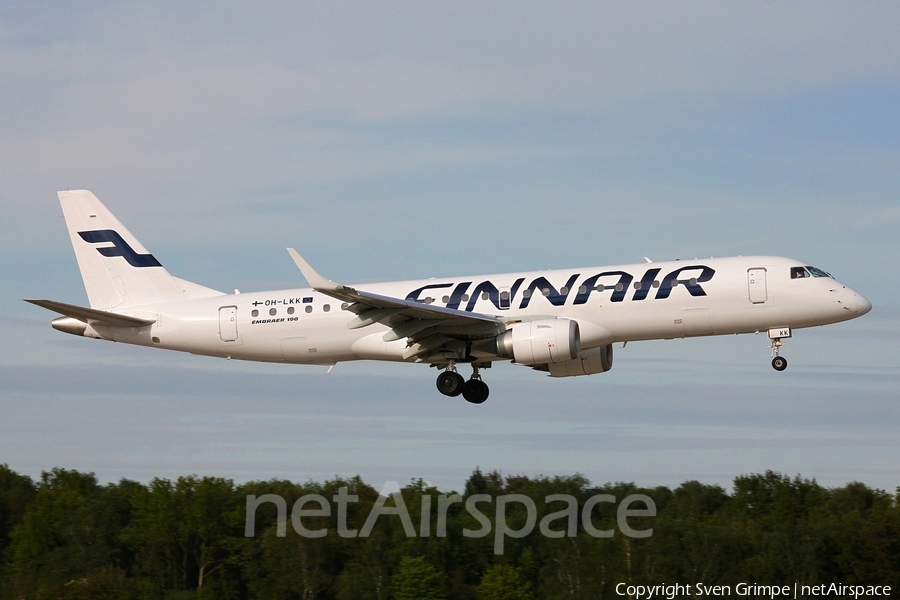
78, 230, 162, 268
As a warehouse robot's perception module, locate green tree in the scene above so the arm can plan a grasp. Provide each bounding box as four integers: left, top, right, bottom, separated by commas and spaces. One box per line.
465, 468, 504, 497
0, 465, 35, 560
819, 482, 900, 585
240, 479, 342, 599
6, 470, 138, 598
645, 480, 746, 584
391, 555, 449, 600
477, 563, 534, 600
125, 475, 243, 594
729, 471, 828, 583
336, 560, 380, 600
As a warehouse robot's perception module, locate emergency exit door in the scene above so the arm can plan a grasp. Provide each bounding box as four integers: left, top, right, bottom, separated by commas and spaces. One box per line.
748, 269, 767, 304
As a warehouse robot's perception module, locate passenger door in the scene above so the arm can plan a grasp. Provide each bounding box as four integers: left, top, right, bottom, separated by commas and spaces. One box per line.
748, 268, 767, 304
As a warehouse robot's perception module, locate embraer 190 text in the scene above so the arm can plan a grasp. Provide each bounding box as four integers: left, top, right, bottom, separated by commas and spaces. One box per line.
27, 191, 872, 404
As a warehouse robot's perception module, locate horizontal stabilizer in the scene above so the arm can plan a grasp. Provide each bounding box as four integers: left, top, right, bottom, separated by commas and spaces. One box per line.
24, 299, 156, 327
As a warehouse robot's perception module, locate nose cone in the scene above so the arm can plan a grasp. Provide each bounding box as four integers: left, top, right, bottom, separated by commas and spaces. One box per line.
843, 287, 872, 317
853, 292, 873, 316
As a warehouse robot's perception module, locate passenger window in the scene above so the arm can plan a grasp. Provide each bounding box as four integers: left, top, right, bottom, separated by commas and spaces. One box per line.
269, 308, 277, 316
305, 305, 312, 314
251, 309, 259, 317
287, 306, 294, 315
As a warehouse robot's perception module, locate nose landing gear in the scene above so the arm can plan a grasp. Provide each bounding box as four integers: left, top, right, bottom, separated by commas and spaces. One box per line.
436, 364, 490, 404
767, 327, 791, 371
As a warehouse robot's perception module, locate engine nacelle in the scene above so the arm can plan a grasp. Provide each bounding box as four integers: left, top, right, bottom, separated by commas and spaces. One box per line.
548, 344, 614, 377
495, 319, 581, 365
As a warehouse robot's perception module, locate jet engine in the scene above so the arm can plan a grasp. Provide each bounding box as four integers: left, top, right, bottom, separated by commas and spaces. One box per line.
548, 344, 614, 377
494, 319, 581, 365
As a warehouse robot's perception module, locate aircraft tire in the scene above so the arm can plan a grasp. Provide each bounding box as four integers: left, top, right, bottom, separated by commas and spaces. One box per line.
462, 379, 489, 404
437, 371, 465, 396
772, 356, 788, 371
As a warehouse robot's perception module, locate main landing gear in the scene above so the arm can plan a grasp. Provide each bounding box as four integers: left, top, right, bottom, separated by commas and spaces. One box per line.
767, 327, 791, 371
436, 364, 490, 404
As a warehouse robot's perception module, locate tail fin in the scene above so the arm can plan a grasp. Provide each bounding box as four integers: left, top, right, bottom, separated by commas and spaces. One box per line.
58, 190, 223, 309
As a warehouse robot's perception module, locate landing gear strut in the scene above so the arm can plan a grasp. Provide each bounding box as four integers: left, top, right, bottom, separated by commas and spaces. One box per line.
767, 327, 791, 371
435, 364, 489, 404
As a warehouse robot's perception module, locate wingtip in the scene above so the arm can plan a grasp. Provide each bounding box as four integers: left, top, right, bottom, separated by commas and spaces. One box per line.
286, 248, 342, 291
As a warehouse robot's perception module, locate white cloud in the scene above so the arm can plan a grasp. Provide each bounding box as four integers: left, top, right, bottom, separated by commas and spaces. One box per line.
6, 2, 900, 131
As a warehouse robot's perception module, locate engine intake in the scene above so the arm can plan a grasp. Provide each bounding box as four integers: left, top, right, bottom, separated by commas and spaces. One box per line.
495, 319, 580, 365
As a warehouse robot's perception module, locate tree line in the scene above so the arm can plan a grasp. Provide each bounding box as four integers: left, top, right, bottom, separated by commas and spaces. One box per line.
1, 464, 898, 599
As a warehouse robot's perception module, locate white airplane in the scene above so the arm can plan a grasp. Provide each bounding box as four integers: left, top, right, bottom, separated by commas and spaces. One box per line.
27, 190, 872, 404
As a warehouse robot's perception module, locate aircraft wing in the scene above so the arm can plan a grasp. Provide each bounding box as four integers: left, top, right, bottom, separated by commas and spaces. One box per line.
287, 249, 506, 361
24, 299, 156, 328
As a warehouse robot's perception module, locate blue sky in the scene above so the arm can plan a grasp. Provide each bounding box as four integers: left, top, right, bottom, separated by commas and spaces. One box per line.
1, 2, 898, 492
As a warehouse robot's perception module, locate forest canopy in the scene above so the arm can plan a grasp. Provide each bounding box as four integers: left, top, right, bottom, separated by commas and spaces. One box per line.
0, 465, 897, 599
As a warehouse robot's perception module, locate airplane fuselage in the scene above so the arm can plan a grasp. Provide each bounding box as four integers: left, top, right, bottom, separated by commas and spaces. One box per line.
33, 191, 872, 403
81, 255, 869, 367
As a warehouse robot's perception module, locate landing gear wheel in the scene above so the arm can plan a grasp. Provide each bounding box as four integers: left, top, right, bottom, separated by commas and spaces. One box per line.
462, 379, 490, 404
767, 331, 789, 372
436, 371, 465, 396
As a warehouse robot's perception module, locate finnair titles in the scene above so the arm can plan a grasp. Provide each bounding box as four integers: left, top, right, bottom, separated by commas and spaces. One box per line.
27, 191, 872, 404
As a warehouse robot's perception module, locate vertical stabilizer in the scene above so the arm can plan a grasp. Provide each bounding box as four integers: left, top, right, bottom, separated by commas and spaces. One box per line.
58, 190, 220, 309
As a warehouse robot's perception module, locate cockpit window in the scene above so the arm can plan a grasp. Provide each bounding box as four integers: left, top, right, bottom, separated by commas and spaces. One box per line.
806, 266, 832, 278
791, 267, 810, 279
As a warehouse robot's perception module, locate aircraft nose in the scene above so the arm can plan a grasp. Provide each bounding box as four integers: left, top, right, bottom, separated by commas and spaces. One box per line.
842, 287, 872, 316
854, 293, 873, 316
